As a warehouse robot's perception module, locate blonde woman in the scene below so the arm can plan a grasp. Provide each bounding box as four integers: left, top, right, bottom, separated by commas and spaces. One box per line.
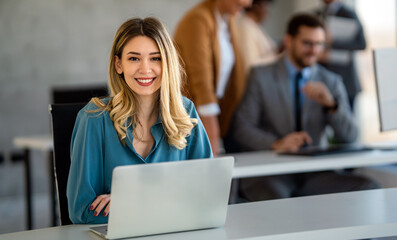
67, 17, 212, 224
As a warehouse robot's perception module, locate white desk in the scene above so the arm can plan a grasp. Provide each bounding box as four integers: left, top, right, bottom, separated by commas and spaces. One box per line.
13, 135, 52, 152
13, 135, 54, 229
12, 136, 397, 229
231, 149, 397, 178
2, 188, 397, 240
227, 148, 397, 203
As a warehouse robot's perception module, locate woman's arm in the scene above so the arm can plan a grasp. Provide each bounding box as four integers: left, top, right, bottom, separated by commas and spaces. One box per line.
184, 99, 213, 159
67, 108, 109, 224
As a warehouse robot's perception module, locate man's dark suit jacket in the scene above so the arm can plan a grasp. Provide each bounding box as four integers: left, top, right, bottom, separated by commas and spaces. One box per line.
232, 56, 358, 152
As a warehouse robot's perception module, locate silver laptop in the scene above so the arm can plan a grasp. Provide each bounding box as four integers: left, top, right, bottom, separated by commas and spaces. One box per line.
90, 156, 234, 239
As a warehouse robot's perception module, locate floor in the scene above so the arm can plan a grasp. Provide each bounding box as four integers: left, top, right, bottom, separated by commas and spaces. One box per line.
0, 193, 51, 234
0, 151, 52, 234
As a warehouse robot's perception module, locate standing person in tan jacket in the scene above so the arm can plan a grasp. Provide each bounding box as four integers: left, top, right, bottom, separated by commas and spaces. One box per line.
174, 0, 252, 156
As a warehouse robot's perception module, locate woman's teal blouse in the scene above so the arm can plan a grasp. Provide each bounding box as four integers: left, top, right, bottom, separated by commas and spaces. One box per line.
67, 97, 212, 224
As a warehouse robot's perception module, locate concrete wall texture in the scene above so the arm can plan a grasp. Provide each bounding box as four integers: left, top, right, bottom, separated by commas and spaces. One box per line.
0, 0, 201, 155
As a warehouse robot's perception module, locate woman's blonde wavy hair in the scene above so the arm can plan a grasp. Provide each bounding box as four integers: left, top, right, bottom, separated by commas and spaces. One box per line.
90, 17, 197, 149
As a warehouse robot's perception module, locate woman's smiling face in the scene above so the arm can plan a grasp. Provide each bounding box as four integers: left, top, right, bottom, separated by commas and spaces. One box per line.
115, 36, 162, 98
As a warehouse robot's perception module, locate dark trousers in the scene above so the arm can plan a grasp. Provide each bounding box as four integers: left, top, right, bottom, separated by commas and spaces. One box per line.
349, 94, 356, 112
222, 127, 241, 153
239, 171, 379, 202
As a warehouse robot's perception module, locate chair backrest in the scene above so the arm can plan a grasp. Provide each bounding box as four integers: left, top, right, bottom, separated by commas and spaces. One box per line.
49, 103, 86, 225
51, 85, 108, 104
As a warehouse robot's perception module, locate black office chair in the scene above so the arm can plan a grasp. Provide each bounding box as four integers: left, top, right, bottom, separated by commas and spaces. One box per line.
49, 103, 86, 225
51, 84, 108, 104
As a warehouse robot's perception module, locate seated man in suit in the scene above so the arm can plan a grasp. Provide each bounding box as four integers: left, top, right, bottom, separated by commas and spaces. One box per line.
232, 13, 378, 201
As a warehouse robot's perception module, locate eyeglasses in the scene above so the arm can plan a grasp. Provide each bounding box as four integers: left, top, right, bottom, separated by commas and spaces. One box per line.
301, 40, 326, 49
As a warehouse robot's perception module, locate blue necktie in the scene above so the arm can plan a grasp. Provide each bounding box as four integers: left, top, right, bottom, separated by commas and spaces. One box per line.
295, 72, 302, 131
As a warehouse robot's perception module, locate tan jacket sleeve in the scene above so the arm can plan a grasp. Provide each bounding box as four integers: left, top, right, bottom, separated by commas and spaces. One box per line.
174, 4, 219, 107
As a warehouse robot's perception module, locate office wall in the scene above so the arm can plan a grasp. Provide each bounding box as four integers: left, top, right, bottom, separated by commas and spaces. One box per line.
0, 0, 202, 155
0, 0, 314, 156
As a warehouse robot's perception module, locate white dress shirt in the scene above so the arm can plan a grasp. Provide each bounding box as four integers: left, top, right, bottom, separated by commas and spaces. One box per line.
197, 9, 235, 117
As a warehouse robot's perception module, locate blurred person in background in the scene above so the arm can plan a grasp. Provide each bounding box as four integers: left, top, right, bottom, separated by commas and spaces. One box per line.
238, 0, 279, 74
231, 13, 377, 202
316, 0, 366, 111
174, 0, 252, 156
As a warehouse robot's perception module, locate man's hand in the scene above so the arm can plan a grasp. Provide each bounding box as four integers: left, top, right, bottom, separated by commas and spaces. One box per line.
272, 132, 312, 153
302, 82, 336, 108
90, 194, 111, 217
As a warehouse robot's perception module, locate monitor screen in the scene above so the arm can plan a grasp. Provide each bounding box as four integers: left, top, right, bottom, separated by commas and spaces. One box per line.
373, 48, 397, 132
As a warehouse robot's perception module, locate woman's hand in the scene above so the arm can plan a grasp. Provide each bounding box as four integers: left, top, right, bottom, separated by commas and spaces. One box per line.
90, 194, 111, 217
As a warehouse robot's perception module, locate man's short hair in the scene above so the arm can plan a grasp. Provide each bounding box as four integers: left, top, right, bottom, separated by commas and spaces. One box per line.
245, 0, 273, 12
287, 13, 325, 36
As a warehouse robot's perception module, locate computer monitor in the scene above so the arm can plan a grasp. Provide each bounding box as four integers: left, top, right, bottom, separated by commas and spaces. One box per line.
373, 48, 397, 132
